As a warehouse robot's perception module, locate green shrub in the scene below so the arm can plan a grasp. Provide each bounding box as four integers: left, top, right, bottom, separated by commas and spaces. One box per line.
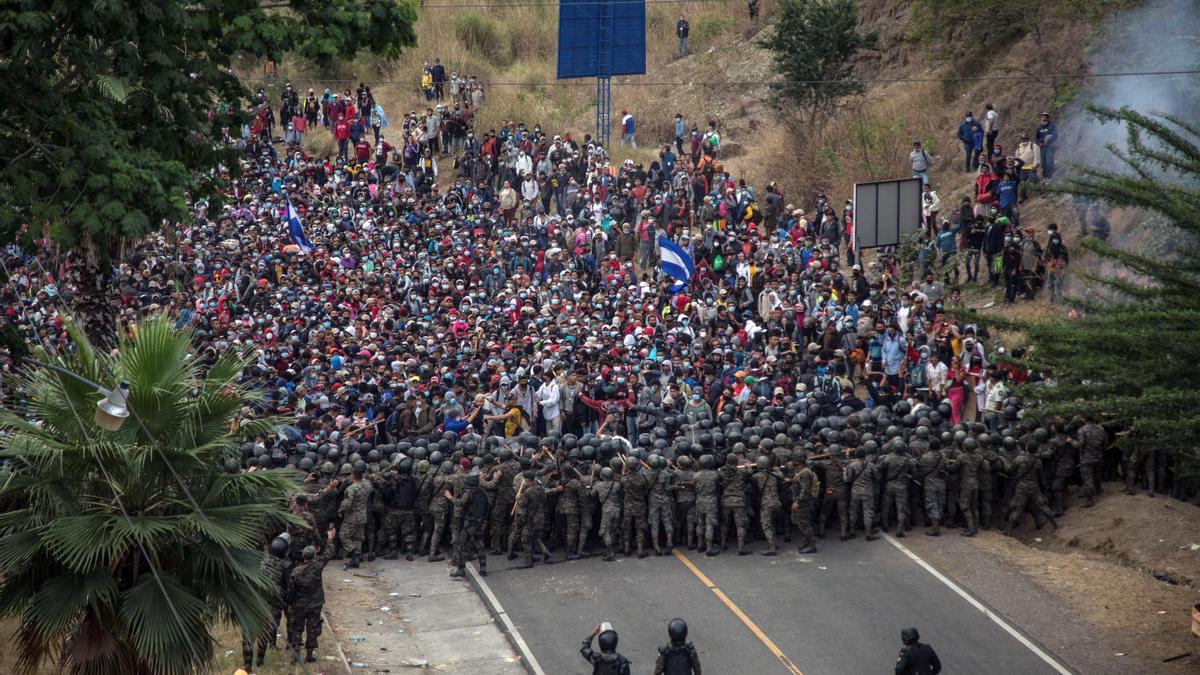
452, 14, 513, 68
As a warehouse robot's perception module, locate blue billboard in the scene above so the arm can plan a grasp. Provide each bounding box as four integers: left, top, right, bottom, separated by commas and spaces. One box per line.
556, 0, 647, 79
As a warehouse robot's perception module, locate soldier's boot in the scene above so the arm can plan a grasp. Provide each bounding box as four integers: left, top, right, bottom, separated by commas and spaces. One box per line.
419, 532, 432, 556
864, 512, 879, 541
405, 544, 415, 562
349, 551, 361, 568
305, 648, 317, 663
666, 532, 674, 553
961, 511, 977, 536
737, 532, 751, 555
449, 567, 466, 578
894, 515, 907, 538
1043, 508, 1059, 530
760, 534, 777, 556
478, 557, 488, 576
798, 542, 817, 554
1033, 510, 1046, 529
604, 544, 616, 562
384, 549, 399, 560
1052, 493, 1064, 517
925, 519, 941, 537
539, 541, 552, 563
489, 530, 504, 556
428, 546, 445, 563
637, 538, 648, 559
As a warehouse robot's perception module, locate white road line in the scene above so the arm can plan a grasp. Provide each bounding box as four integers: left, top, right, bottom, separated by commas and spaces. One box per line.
467, 563, 548, 675
883, 534, 1074, 675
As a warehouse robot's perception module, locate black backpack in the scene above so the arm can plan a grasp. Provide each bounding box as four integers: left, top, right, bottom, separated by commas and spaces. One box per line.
658, 643, 694, 675
468, 487, 490, 520
591, 653, 631, 675
394, 474, 417, 510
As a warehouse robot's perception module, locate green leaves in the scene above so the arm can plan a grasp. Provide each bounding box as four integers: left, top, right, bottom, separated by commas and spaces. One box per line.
1013, 107, 1200, 488
0, 314, 297, 672
757, 0, 876, 129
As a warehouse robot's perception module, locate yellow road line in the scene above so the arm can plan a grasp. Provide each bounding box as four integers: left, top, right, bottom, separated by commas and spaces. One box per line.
672, 548, 805, 675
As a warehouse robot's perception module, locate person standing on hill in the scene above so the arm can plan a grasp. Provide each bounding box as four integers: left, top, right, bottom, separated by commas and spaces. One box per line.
909, 140, 933, 185
983, 103, 1000, 159
676, 15, 690, 57
431, 58, 447, 101
955, 112, 983, 172
620, 110, 636, 149
1036, 112, 1058, 180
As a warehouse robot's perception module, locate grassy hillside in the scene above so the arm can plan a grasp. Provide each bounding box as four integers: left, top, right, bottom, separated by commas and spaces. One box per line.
241, 0, 1123, 212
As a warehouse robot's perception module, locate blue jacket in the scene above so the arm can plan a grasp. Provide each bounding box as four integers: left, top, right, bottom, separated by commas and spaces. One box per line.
957, 119, 981, 144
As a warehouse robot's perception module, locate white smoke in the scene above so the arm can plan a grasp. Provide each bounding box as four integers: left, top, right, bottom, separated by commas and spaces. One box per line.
1060, 0, 1200, 172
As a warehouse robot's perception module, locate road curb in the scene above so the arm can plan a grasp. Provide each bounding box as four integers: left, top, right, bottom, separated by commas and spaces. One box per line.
465, 562, 546, 675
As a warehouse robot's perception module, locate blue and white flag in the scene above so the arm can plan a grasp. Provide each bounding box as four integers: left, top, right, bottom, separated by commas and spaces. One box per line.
657, 235, 694, 293
285, 196, 315, 254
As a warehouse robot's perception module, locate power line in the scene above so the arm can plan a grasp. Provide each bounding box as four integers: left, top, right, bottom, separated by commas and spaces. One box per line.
255, 68, 1200, 87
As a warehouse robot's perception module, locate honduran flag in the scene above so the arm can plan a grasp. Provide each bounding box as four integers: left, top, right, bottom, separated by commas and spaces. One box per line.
657, 235, 694, 293
285, 195, 315, 254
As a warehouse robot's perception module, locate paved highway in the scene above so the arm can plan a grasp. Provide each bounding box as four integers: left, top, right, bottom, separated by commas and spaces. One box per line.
476, 535, 1071, 674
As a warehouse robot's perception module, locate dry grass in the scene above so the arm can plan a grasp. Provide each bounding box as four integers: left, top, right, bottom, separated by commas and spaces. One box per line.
0, 618, 343, 675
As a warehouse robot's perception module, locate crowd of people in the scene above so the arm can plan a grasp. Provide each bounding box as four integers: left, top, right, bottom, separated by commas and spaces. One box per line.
910, 108, 1073, 303
0, 79, 1184, 671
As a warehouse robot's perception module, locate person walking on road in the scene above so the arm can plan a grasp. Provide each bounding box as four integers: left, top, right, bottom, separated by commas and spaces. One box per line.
655, 618, 702, 675
895, 626, 941, 675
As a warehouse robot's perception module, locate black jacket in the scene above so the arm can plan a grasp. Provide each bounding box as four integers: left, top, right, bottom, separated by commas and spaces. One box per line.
895, 642, 941, 675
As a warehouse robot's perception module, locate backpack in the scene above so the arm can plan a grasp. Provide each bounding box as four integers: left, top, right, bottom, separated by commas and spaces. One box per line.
806, 468, 821, 499
591, 653, 631, 675
657, 644, 693, 675
394, 474, 417, 510
468, 487, 490, 520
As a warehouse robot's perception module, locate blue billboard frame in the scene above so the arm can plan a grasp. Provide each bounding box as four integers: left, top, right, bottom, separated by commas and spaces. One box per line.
556, 0, 647, 79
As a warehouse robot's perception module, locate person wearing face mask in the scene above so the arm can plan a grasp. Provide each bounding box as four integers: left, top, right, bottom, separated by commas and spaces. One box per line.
956, 111, 984, 172
1043, 228, 1069, 302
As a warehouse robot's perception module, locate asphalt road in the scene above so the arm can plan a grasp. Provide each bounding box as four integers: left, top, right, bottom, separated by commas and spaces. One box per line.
478, 535, 1069, 675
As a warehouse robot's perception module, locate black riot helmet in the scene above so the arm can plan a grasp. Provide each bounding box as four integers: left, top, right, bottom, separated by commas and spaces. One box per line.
901, 626, 919, 646
667, 618, 688, 643
598, 628, 619, 652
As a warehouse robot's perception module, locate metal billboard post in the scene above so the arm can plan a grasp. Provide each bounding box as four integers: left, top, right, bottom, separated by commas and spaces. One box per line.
557, 0, 644, 150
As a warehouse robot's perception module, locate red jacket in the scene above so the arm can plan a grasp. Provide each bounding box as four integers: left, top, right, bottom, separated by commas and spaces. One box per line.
333, 120, 350, 141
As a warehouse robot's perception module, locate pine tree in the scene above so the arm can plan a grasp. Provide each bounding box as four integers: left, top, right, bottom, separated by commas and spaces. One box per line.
756, 0, 877, 134
1018, 106, 1200, 491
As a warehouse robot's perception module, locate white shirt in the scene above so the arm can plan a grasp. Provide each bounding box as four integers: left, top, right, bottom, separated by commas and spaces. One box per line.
536, 380, 561, 420
926, 361, 948, 395
985, 109, 1000, 134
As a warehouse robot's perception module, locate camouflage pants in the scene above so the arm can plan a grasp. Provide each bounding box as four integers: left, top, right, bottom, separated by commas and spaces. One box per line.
622, 510, 647, 553
428, 508, 449, 558
791, 500, 815, 548
696, 502, 718, 551
339, 517, 365, 555
577, 502, 595, 554
923, 479, 945, 522
242, 599, 282, 667
1078, 462, 1100, 502
759, 502, 781, 542
958, 482, 979, 530
599, 507, 621, 547
556, 509, 580, 552
1007, 483, 1053, 529
849, 492, 875, 533
675, 501, 696, 545
287, 605, 323, 651
883, 483, 909, 530
383, 509, 417, 555
720, 503, 749, 547
454, 518, 486, 572
523, 515, 548, 564
490, 496, 514, 550
647, 499, 674, 548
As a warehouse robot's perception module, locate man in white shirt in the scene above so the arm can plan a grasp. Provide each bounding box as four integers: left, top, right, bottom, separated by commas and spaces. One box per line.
925, 352, 948, 398
536, 376, 562, 434
984, 103, 1000, 159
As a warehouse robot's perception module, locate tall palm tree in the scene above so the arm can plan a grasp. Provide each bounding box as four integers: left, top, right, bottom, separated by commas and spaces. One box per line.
0, 316, 299, 674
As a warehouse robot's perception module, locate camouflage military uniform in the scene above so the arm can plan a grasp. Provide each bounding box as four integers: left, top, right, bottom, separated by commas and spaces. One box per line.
846, 455, 880, 539
752, 466, 784, 554
621, 466, 650, 557
790, 463, 819, 553
1077, 422, 1107, 506
286, 547, 334, 658
672, 465, 697, 549
592, 475, 623, 561
880, 451, 914, 535
693, 467, 720, 554
646, 466, 675, 555
338, 477, 373, 562
718, 462, 752, 553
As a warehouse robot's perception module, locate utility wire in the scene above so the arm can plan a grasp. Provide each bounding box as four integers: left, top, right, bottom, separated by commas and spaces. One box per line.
0, 256, 212, 674
254, 68, 1200, 87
